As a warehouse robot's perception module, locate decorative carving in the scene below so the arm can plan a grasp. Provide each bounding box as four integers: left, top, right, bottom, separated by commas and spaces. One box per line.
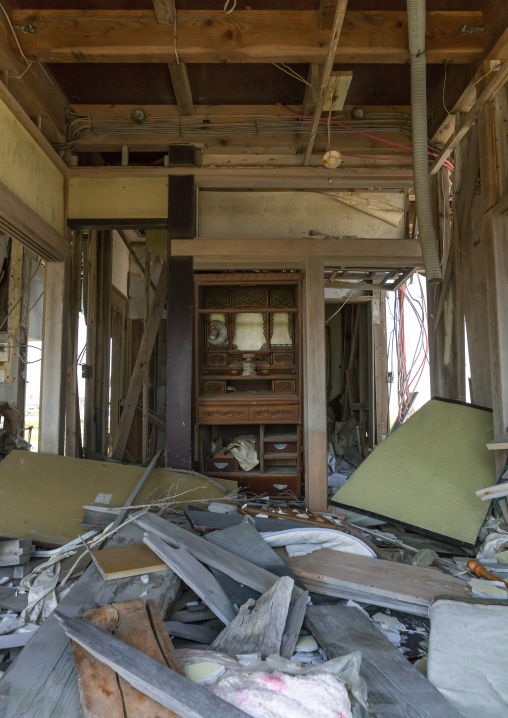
273, 380, 295, 393
272, 352, 294, 366
231, 287, 267, 308
270, 368, 296, 376
203, 381, 226, 394
205, 287, 229, 309
202, 409, 246, 419
207, 353, 227, 366
269, 287, 294, 308
252, 409, 294, 419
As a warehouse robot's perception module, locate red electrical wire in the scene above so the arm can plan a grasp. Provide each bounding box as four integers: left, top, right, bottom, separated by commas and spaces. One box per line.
277, 104, 455, 171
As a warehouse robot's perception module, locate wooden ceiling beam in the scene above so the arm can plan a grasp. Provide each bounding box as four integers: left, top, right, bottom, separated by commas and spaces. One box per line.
9, 10, 484, 64
0, 5, 68, 143
168, 63, 194, 116
69, 165, 414, 189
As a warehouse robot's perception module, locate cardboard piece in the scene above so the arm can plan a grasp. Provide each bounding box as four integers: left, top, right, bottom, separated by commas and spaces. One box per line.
332, 399, 495, 546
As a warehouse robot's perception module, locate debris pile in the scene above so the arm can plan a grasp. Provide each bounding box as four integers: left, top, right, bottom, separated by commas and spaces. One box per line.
0, 440, 506, 717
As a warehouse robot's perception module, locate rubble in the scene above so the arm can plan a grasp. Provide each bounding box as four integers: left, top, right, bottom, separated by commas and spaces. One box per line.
0, 468, 506, 717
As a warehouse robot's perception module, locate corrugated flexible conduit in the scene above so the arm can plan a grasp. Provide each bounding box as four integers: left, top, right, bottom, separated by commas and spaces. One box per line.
407, 0, 443, 283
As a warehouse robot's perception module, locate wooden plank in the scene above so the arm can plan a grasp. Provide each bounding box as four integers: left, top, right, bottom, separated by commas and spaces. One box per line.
281, 548, 472, 612
163, 621, 219, 645
73, 599, 181, 717
0, 525, 181, 718
168, 63, 194, 116
111, 449, 163, 530
430, 61, 508, 176
135, 512, 278, 594
210, 576, 294, 659
57, 613, 249, 718
486, 434, 508, 450
303, 256, 328, 511
0, 585, 28, 611
373, 291, 389, 443
152, 0, 175, 24
143, 534, 237, 625
11, 10, 484, 64
64, 231, 82, 457
280, 584, 309, 659
112, 262, 167, 461
306, 605, 464, 718
322, 70, 353, 112
166, 174, 195, 470
304, 0, 348, 165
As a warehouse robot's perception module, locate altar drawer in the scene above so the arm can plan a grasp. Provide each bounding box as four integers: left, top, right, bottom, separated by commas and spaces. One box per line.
198, 406, 249, 423
248, 405, 299, 422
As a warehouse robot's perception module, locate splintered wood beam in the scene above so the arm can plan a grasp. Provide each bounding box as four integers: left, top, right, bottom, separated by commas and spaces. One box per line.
430, 60, 508, 175
10, 10, 484, 64
168, 63, 193, 116
304, 0, 348, 165
152, 0, 175, 24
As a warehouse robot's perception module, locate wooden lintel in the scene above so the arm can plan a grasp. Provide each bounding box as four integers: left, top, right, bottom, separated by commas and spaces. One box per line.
11, 10, 484, 64
170, 238, 422, 265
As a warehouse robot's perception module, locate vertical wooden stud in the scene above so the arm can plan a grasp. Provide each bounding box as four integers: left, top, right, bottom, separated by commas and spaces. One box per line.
166, 175, 195, 470
303, 256, 327, 511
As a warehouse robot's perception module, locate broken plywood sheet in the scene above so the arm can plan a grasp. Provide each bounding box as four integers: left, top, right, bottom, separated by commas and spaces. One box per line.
332, 399, 495, 546
0, 451, 235, 545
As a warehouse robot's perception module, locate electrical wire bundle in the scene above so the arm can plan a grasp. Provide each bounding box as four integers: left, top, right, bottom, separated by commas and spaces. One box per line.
387, 274, 429, 427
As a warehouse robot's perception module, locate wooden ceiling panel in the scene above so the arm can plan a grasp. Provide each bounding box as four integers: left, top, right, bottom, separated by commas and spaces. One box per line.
49, 64, 176, 104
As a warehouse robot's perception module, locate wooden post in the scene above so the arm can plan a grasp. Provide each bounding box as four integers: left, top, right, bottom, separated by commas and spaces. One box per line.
65, 230, 82, 457
166, 175, 195, 470
39, 260, 69, 454
303, 256, 328, 511
83, 230, 98, 458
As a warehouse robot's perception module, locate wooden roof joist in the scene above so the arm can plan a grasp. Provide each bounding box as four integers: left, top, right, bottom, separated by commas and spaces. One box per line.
9, 9, 484, 64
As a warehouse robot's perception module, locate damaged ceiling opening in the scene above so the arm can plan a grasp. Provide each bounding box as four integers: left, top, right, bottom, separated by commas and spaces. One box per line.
0, 0, 507, 716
